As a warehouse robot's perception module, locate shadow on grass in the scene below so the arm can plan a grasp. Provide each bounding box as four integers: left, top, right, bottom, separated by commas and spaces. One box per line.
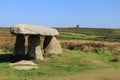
0, 54, 11, 63
0, 53, 31, 63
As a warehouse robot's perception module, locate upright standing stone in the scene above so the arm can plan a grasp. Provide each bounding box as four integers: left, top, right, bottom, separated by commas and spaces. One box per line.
27, 35, 43, 60
44, 36, 62, 54
13, 35, 25, 56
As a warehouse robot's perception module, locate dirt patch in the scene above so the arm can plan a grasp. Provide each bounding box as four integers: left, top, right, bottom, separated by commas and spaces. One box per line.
43, 57, 51, 62
79, 69, 120, 80
85, 59, 109, 67
25, 78, 34, 80
51, 69, 120, 80
0, 75, 9, 79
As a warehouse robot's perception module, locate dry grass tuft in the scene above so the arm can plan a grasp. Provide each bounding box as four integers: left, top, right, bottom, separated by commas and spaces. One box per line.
60, 40, 120, 52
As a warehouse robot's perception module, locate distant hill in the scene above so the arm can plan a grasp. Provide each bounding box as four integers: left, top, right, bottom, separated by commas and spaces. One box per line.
1, 27, 120, 41
56, 27, 120, 41
0, 27, 12, 37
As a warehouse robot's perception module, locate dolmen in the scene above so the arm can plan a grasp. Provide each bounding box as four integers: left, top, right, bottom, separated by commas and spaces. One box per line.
10, 24, 62, 60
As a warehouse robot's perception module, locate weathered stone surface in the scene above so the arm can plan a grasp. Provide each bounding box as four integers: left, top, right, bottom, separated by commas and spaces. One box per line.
13, 35, 25, 56
10, 24, 59, 36
10, 60, 37, 66
12, 66, 39, 70
44, 36, 62, 54
27, 35, 43, 60
11, 24, 62, 60
10, 60, 39, 70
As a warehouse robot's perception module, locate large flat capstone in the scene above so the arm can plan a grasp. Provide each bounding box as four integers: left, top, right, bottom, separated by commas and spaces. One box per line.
10, 24, 59, 36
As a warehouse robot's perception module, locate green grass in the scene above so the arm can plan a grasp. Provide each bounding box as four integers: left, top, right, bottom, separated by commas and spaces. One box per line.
113, 29, 120, 35
0, 49, 120, 80
58, 32, 102, 40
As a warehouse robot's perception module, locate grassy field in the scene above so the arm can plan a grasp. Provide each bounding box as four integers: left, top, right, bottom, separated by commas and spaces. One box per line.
0, 27, 120, 80
0, 49, 120, 80
56, 27, 120, 41
58, 32, 103, 40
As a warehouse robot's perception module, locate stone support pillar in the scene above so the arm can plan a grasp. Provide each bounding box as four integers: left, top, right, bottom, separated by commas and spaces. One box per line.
13, 35, 25, 56
27, 35, 43, 60
44, 36, 62, 54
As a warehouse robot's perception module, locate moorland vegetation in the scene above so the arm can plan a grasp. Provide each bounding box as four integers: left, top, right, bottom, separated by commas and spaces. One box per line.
0, 27, 120, 80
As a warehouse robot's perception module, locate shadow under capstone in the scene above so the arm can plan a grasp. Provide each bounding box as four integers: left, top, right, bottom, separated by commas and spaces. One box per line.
0, 53, 34, 63
0, 54, 11, 63
9, 54, 36, 63
0, 54, 24, 63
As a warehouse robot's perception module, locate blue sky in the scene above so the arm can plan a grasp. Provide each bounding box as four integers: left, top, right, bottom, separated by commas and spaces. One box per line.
0, 0, 120, 28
